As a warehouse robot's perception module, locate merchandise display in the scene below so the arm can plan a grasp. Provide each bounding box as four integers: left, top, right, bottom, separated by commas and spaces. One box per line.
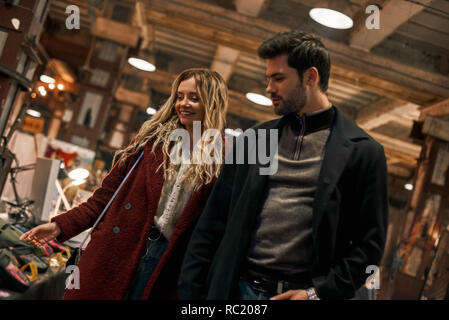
0, 217, 72, 299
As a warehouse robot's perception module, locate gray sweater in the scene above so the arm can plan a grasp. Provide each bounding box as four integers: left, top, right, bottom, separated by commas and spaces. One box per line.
247, 107, 334, 278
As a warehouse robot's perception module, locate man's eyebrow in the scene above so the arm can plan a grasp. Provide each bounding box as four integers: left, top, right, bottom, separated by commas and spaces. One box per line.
266, 72, 284, 79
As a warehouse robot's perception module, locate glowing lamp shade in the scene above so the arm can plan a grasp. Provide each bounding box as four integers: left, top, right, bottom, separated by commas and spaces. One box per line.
146, 107, 157, 115
71, 179, 86, 186
246, 93, 272, 106
40, 75, 55, 83
309, 8, 353, 29
128, 57, 156, 72
68, 168, 90, 181
404, 183, 413, 191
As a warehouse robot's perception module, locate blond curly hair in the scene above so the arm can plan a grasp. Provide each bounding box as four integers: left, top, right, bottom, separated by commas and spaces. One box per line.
114, 68, 228, 189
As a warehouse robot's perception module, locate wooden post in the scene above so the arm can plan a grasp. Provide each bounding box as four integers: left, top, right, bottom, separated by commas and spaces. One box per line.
389, 116, 449, 299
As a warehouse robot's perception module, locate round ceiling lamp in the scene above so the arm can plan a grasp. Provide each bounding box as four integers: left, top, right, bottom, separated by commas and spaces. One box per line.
246, 93, 272, 106
26, 109, 42, 118
309, 0, 354, 30
128, 57, 156, 72
146, 107, 157, 115
40, 75, 55, 83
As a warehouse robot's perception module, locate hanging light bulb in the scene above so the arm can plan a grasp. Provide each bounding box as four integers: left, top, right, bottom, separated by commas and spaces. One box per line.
40, 75, 55, 83
309, 0, 354, 30
128, 57, 156, 72
26, 109, 42, 118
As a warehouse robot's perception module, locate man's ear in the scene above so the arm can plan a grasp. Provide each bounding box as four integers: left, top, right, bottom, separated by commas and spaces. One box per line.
303, 67, 320, 87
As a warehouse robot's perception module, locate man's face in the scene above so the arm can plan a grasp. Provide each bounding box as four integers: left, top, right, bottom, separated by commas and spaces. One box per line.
265, 54, 307, 116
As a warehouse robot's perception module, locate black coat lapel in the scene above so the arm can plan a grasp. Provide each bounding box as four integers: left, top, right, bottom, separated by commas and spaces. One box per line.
312, 109, 354, 250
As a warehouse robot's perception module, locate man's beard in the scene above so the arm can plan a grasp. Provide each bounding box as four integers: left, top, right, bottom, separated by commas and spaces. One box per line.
275, 86, 307, 116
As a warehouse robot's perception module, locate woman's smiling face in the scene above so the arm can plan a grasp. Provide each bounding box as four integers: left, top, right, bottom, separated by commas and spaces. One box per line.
175, 77, 205, 130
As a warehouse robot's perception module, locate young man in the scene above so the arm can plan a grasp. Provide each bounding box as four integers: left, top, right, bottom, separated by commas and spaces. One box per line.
178, 31, 389, 300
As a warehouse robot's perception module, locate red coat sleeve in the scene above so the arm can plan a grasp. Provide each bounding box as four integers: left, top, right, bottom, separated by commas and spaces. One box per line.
51, 152, 136, 242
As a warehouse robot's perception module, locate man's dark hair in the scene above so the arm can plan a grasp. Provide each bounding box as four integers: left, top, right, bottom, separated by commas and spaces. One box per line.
258, 31, 330, 93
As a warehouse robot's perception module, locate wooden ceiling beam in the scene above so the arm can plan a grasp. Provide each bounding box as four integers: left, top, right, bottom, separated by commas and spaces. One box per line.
114, 85, 150, 110
91, 16, 141, 47
348, 0, 434, 51
356, 98, 419, 130
234, 0, 268, 17
210, 45, 240, 83
210, 0, 266, 83
419, 97, 449, 121
145, 0, 449, 105
368, 131, 422, 161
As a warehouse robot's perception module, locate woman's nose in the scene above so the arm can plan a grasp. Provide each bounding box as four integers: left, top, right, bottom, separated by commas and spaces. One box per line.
180, 96, 190, 106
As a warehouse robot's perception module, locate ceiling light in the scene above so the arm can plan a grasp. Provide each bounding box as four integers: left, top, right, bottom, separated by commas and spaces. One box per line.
309, 0, 353, 30
48, 83, 55, 90
404, 183, 413, 191
146, 107, 157, 115
128, 57, 156, 72
38, 86, 47, 96
40, 75, 55, 83
246, 93, 272, 106
57, 83, 64, 90
26, 109, 42, 118
11, 18, 20, 30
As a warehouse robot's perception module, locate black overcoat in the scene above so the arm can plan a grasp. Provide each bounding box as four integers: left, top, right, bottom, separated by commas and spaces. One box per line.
178, 107, 389, 300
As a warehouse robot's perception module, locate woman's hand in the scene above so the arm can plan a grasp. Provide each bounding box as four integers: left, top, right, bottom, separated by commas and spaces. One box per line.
19, 222, 61, 247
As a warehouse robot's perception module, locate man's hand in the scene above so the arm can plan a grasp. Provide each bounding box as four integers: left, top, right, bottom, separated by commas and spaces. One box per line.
270, 289, 309, 300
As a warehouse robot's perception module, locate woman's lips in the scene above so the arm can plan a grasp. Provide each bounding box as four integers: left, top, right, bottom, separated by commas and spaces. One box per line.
179, 111, 195, 116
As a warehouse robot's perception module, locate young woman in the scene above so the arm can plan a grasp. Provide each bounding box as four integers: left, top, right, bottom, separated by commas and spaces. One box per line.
20, 68, 228, 299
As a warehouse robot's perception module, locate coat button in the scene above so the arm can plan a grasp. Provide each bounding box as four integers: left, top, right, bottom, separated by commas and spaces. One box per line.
113, 226, 120, 234
124, 203, 132, 210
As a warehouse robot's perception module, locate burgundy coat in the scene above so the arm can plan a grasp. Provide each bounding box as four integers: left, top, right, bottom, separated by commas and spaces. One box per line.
52, 141, 216, 299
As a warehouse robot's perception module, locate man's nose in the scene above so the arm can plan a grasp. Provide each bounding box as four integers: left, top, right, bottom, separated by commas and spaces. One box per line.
266, 80, 275, 94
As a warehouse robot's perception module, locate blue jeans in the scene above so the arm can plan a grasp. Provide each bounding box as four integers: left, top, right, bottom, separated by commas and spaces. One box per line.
124, 238, 168, 300
239, 281, 273, 300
